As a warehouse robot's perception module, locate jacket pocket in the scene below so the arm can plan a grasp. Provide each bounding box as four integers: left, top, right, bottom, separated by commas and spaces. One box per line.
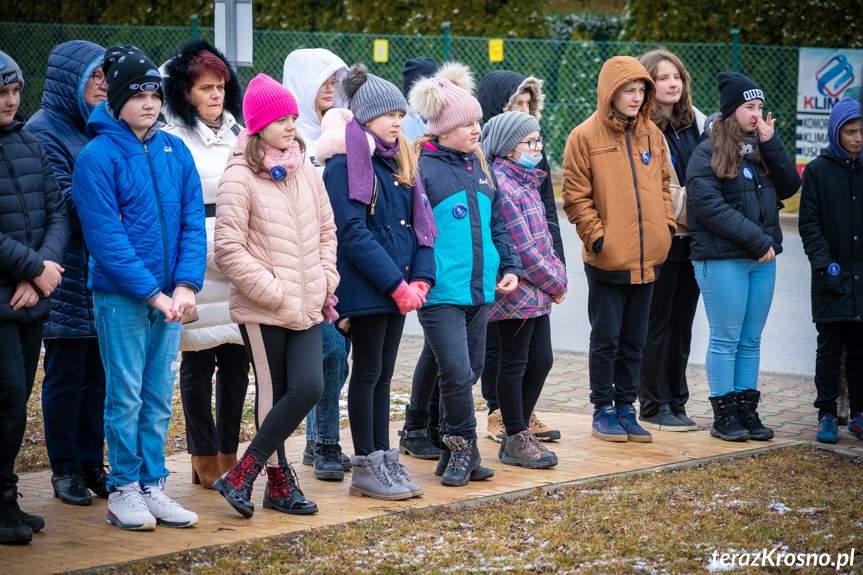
589, 146, 618, 156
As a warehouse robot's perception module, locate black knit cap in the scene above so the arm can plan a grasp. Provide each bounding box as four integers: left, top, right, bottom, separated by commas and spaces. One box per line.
718, 71, 764, 118
103, 45, 163, 115
401, 57, 439, 97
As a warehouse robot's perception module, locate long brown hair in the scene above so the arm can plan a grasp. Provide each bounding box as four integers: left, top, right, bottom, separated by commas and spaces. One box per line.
414, 134, 496, 189
638, 48, 694, 132
244, 132, 306, 176
393, 132, 419, 187
709, 114, 768, 179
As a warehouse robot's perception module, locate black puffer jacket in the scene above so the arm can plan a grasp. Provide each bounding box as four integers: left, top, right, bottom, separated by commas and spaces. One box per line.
799, 145, 863, 322
0, 115, 70, 323
685, 132, 800, 261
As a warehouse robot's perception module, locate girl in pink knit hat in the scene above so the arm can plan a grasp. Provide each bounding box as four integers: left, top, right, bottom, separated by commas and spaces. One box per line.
213, 73, 339, 518
408, 62, 521, 488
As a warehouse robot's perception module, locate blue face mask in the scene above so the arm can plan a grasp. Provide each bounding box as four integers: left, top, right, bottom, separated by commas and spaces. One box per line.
515, 149, 541, 169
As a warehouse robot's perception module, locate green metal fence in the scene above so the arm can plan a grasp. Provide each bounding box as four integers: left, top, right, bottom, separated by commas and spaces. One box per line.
1, 21, 799, 167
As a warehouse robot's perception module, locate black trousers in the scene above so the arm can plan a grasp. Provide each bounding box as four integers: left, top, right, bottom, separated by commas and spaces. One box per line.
240, 324, 323, 466
179, 343, 249, 456
587, 278, 654, 408
348, 313, 405, 455
0, 320, 43, 489
480, 322, 501, 413
637, 260, 700, 417
814, 322, 863, 418
41, 337, 106, 475
494, 315, 554, 436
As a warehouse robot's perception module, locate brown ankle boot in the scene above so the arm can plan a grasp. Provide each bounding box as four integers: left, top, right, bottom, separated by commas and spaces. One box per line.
190, 455, 222, 489
217, 452, 238, 476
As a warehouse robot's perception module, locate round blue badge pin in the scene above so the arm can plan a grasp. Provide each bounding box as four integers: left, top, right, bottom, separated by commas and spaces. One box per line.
743, 167, 754, 180
642, 151, 651, 165
671, 156, 678, 167
452, 203, 468, 219
269, 166, 287, 181
828, 263, 841, 276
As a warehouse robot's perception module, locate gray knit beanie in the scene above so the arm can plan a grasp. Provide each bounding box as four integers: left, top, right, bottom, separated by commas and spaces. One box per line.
480, 111, 540, 160
340, 63, 407, 125
0, 51, 24, 87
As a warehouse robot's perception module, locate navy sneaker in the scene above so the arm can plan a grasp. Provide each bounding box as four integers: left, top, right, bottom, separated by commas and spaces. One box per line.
616, 404, 653, 443
849, 412, 863, 440
591, 405, 627, 442
816, 414, 839, 444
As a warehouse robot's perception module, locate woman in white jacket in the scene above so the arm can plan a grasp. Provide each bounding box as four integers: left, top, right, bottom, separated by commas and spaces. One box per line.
161, 39, 249, 489
282, 48, 353, 481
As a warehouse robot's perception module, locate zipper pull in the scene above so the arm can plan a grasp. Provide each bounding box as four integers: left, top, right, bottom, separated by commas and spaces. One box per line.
370, 204, 375, 215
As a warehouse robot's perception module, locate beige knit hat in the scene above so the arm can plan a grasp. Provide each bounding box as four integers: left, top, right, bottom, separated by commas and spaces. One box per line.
408, 62, 483, 136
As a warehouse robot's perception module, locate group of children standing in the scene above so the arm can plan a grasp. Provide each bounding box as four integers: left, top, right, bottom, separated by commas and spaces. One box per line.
0, 36, 860, 544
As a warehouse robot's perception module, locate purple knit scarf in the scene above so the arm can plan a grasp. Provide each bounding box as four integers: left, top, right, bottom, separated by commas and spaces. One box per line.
345, 117, 437, 248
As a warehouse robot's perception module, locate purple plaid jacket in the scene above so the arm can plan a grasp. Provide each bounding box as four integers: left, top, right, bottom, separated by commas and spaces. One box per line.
490, 158, 567, 321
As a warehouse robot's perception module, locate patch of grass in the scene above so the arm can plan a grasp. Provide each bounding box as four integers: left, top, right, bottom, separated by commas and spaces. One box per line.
89, 445, 863, 574
782, 191, 801, 214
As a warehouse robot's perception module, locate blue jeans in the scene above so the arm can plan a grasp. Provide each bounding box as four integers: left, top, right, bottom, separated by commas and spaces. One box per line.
693, 259, 776, 397
305, 321, 350, 445
417, 304, 488, 441
94, 292, 182, 489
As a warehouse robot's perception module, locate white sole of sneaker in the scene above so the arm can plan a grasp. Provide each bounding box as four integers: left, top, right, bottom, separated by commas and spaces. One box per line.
638, 420, 690, 432
106, 512, 156, 531
348, 486, 413, 501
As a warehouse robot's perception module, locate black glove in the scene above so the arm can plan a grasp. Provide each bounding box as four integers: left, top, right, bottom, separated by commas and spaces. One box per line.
592, 237, 604, 254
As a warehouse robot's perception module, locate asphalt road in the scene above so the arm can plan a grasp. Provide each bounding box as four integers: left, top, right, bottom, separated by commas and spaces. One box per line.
403, 210, 817, 378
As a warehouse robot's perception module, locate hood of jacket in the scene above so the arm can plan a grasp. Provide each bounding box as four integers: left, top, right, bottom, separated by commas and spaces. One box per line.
282, 49, 348, 145
828, 97, 862, 159
40, 40, 105, 129
477, 70, 545, 123
160, 39, 243, 131
596, 56, 655, 133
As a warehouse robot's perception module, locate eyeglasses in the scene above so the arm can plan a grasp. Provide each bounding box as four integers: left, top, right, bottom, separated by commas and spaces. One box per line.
519, 136, 544, 151
89, 70, 107, 86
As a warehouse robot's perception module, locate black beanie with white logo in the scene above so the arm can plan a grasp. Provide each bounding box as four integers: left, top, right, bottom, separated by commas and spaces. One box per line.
718, 72, 764, 119
103, 45, 163, 115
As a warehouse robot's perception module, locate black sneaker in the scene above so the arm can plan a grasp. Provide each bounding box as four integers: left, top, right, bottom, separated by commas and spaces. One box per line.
83, 466, 110, 499
672, 410, 698, 431
638, 407, 690, 432
313, 443, 346, 481
0, 488, 32, 545
302, 440, 315, 466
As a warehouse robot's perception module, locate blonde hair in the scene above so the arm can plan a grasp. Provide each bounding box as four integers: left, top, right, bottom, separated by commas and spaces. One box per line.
638, 48, 695, 132
414, 134, 495, 189
394, 132, 418, 187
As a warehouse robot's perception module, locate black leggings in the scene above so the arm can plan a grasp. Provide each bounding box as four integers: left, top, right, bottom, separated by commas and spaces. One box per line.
494, 315, 553, 436
348, 313, 405, 455
239, 323, 323, 465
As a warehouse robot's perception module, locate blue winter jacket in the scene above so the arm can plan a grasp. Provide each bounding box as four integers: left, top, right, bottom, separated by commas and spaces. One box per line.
72, 102, 206, 301
417, 142, 520, 306
25, 40, 104, 338
323, 153, 435, 318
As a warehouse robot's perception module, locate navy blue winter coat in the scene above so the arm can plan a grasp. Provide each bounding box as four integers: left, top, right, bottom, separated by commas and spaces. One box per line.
25, 40, 104, 338
0, 114, 70, 323
418, 142, 520, 306
72, 102, 206, 301
323, 153, 435, 318
686, 133, 801, 261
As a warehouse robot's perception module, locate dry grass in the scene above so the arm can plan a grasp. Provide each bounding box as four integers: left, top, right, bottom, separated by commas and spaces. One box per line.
86, 444, 862, 575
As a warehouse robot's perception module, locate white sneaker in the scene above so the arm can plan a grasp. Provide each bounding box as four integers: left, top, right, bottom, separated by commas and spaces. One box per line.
142, 485, 198, 528
107, 486, 157, 531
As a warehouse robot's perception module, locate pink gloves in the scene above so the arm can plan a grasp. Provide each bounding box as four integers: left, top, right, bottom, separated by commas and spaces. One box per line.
322, 295, 339, 324
410, 281, 430, 303
391, 281, 428, 315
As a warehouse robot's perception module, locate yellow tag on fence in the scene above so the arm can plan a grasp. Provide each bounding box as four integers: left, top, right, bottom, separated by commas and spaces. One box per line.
373, 39, 389, 63
489, 39, 504, 62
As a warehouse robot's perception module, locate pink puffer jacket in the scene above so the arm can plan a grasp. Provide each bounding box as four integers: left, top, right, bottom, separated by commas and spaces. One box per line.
214, 144, 338, 330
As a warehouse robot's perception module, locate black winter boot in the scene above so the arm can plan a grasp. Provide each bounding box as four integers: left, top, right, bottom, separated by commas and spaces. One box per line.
0, 488, 32, 545
213, 450, 265, 518
429, 400, 442, 449
435, 443, 494, 480
737, 389, 774, 440
709, 392, 751, 442
399, 407, 441, 460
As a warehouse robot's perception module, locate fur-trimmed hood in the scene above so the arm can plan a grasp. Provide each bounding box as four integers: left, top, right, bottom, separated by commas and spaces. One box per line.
478, 70, 545, 123
314, 108, 374, 165
160, 38, 243, 130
